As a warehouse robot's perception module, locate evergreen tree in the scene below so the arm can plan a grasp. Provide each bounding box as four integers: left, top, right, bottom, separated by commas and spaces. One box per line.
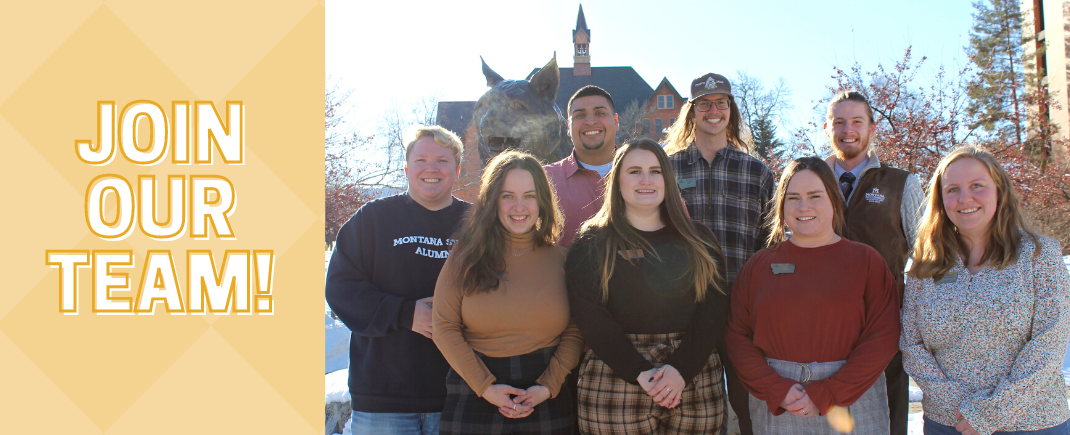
734, 71, 791, 161
967, 0, 1033, 150
751, 116, 784, 160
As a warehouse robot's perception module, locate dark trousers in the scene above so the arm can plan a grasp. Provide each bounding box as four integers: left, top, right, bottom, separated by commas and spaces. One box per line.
722, 342, 753, 435
886, 351, 908, 435
567, 370, 579, 435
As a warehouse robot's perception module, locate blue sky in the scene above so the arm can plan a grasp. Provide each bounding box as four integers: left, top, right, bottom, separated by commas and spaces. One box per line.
327, 0, 976, 138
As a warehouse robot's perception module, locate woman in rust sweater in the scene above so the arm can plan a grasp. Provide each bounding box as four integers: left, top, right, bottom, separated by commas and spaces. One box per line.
725, 157, 900, 434
432, 150, 584, 435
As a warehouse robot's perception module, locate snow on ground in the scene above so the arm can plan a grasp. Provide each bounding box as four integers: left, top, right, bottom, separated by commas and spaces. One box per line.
908, 412, 924, 434
909, 384, 924, 402
326, 251, 351, 374
326, 312, 350, 373
326, 368, 350, 405
323, 251, 1070, 435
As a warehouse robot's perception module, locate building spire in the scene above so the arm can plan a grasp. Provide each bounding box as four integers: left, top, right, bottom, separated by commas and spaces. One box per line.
575, 4, 588, 35
573, 4, 591, 76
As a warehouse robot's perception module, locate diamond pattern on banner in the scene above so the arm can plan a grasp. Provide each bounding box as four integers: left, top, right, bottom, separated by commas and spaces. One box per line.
0, 2, 323, 433
214, 222, 325, 428
224, 6, 325, 213
0, 236, 210, 430
0, 0, 101, 105
0, 331, 102, 434
103, 327, 317, 434
0, 116, 86, 319
106, 0, 319, 100
0, 5, 198, 192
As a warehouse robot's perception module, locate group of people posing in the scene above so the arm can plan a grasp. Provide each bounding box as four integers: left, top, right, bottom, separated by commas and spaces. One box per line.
326, 73, 1070, 435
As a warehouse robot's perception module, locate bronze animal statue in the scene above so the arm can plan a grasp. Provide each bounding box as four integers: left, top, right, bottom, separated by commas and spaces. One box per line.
474, 55, 573, 165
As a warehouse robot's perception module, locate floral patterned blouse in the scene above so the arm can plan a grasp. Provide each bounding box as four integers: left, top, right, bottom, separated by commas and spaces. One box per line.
901, 235, 1070, 435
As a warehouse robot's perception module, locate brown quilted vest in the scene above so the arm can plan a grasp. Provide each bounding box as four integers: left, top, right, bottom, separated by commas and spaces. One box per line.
842, 164, 910, 302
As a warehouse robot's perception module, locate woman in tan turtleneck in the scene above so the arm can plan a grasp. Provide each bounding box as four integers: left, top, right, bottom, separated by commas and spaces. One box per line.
432, 150, 584, 435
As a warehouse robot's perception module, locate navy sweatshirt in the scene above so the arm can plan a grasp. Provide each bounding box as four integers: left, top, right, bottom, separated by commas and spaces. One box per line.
326, 194, 469, 413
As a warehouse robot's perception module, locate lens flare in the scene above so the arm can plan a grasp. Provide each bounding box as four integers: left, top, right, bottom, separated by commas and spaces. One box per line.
827, 405, 854, 433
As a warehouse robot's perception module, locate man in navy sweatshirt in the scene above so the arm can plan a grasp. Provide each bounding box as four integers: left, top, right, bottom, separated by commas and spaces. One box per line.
326, 125, 470, 435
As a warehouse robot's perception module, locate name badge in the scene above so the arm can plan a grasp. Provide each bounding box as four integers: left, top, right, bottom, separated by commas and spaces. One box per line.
678, 177, 696, 189
934, 272, 958, 285
618, 249, 645, 260
771, 263, 795, 274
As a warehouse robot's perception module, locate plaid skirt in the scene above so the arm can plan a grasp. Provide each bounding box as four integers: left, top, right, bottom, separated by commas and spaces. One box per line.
440, 346, 573, 435
577, 332, 727, 435
748, 358, 889, 435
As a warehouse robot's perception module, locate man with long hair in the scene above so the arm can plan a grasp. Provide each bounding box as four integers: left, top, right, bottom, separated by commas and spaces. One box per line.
326, 125, 471, 435
822, 91, 923, 435
664, 73, 776, 435
544, 85, 619, 248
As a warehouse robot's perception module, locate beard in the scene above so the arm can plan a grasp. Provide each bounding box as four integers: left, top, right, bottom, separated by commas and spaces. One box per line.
580, 138, 606, 151
833, 146, 863, 161
831, 137, 868, 161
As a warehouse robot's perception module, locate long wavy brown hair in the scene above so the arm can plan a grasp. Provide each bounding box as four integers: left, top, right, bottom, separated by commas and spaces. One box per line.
577, 138, 726, 303
663, 96, 749, 155
764, 157, 846, 246
909, 146, 1039, 279
447, 150, 563, 295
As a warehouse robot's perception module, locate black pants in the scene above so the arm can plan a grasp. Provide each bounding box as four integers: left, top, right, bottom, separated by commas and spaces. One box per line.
566, 370, 579, 435
885, 351, 908, 435
722, 342, 753, 435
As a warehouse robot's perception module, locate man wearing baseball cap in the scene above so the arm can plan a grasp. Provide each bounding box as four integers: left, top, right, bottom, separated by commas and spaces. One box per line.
665, 73, 776, 435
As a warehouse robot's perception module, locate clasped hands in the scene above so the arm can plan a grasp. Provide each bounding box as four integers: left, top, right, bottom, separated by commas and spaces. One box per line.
483, 384, 551, 419
781, 383, 819, 417
638, 365, 685, 409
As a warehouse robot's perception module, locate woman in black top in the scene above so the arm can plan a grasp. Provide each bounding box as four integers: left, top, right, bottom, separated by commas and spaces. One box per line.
566, 138, 730, 435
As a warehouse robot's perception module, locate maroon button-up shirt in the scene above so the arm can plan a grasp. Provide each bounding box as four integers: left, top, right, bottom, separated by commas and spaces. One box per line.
544, 152, 606, 248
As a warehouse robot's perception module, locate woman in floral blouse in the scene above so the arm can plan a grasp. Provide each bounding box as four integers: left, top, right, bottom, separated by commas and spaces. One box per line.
901, 146, 1070, 435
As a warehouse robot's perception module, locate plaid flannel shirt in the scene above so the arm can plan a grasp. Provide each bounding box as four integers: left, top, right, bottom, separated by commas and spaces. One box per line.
668, 144, 775, 283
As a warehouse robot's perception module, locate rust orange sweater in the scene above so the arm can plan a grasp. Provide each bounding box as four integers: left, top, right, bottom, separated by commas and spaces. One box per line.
725, 238, 900, 415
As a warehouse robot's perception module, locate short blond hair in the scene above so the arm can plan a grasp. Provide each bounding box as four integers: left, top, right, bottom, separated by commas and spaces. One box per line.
404, 125, 464, 166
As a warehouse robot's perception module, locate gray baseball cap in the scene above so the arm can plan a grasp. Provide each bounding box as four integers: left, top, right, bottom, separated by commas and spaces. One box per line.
690, 73, 733, 102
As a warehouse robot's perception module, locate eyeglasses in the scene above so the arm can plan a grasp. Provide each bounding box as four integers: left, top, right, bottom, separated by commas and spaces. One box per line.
694, 99, 731, 112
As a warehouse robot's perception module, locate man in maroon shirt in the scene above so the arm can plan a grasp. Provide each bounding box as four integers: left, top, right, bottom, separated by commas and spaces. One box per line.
544, 85, 619, 248
544, 85, 618, 435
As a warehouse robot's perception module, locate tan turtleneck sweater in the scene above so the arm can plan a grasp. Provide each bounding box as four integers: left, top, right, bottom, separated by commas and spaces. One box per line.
432, 230, 584, 398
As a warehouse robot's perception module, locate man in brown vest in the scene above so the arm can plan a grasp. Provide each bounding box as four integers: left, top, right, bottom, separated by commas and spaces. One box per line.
823, 91, 923, 435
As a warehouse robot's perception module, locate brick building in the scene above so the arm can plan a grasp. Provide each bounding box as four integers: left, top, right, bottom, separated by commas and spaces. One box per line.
642, 78, 687, 139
